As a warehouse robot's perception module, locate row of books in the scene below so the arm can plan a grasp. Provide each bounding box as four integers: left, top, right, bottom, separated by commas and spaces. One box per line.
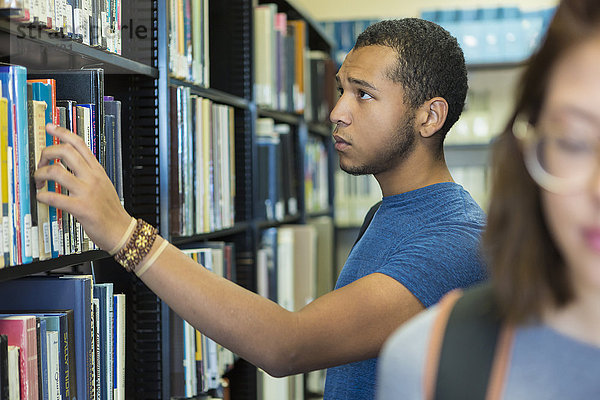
0, 275, 126, 400
0, 64, 122, 267
334, 171, 381, 228
170, 243, 236, 398
0, 0, 123, 54
304, 134, 329, 214
254, 4, 305, 114
254, 3, 336, 122
169, 86, 235, 237
167, 0, 209, 86
256, 220, 334, 400
255, 118, 297, 222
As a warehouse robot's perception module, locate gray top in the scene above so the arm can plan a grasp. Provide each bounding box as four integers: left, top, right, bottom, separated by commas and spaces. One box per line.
376, 305, 600, 399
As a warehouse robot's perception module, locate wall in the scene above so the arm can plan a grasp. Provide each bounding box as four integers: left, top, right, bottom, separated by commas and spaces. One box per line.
294, 0, 558, 21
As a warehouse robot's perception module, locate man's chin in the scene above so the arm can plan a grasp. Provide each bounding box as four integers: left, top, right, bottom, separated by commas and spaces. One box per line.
340, 163, 371, 176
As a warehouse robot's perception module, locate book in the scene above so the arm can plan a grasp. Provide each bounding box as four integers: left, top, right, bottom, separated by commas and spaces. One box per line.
0, 86, 8, 267
29, 69, 105, 168
0, 276, 93, 400
254, 4, 277, 108
46, 330, 60, 400
28, 78, 63, 258
112, 294, 125, 400
7, 345, 19, 400
0, 315, 39, 400
0, 64, 33, 265
56, 100, 79, 255
26, 93, 50, 261
93, 283, 113, 400
103, 97, 122, 205
0, 334, 7, 400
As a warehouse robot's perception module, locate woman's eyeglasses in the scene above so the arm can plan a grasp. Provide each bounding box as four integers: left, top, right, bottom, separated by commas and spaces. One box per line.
512, 114, 600, 194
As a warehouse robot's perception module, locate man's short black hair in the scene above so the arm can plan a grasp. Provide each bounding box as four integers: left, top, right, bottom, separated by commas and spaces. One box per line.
355, 18, 468, 148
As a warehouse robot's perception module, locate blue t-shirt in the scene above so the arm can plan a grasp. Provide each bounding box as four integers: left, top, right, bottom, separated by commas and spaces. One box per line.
324, 182, 487, 400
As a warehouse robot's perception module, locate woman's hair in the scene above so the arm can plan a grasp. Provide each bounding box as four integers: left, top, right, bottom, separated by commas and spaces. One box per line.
484, 0, 600, 323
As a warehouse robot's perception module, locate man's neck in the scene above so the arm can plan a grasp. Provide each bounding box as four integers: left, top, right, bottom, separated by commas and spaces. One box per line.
375, 147, 453, 197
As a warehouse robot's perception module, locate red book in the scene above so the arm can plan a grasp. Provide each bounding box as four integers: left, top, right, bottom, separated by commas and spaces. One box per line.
0, 315, 39, 400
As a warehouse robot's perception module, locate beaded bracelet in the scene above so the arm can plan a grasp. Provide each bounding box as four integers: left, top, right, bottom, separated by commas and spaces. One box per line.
114, 219, 158, 273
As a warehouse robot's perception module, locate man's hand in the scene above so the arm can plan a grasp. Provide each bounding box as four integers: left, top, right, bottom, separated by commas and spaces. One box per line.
34, 123, 133, 252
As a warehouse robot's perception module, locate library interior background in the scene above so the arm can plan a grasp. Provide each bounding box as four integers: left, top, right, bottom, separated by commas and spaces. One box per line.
0, 0, 559, 399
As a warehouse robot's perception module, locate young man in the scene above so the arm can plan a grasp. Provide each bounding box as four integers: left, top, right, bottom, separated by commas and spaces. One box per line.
35, 19, 486, 400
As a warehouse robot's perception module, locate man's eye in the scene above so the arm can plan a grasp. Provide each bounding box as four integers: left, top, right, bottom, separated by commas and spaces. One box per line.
358, 90, 372, 100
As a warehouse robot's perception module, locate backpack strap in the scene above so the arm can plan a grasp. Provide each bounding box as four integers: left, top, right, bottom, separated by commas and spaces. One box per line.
424, 284, 515, 400
352, 201, 382, 247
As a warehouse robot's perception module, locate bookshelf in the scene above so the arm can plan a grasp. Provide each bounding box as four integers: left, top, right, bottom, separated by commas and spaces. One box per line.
0, 0, 335, 398
159, 0, 336, 399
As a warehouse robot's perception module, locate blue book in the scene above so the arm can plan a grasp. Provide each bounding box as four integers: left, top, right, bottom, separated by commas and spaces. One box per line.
0, 275, 93, 400
38, 317, 49, 400
0, 64, 32, 264
93, 283, 114, 400
29, 81, 59, 259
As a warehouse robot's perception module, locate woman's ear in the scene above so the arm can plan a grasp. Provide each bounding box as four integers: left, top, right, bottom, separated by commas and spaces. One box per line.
417, 97, 448, 138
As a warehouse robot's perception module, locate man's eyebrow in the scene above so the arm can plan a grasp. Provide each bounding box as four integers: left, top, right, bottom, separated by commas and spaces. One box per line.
337, 75, 378, 92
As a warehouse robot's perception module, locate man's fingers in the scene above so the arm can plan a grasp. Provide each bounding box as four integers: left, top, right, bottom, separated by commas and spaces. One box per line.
45, 123, 97, 166
34, 164, 81, 194
37, 143, 90, 176
35, 190, 74, 214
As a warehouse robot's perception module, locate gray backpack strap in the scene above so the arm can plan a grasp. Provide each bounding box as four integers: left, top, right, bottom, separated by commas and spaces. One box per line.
425, 284, 515, 400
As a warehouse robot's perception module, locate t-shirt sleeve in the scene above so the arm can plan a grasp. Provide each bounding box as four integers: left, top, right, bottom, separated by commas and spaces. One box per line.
375, 226, 487, 307
376, 305, 439, 400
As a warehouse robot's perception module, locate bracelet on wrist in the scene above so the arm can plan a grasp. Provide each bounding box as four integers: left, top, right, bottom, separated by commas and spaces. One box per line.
114, 219, 158, 273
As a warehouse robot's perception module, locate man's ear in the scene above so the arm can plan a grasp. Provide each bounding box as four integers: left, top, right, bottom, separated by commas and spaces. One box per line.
416, 97, 448, 138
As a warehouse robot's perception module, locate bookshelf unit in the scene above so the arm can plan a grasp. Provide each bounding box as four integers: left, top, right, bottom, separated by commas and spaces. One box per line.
159, 0, 336, 399
0, 0, 335, 398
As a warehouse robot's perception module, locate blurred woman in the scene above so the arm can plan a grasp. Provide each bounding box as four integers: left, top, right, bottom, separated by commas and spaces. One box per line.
377, 0, 600, 398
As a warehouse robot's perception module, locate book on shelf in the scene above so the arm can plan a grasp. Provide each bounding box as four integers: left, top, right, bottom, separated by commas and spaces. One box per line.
256, 225, 317, 400
170, 244, 236, 397
93, 283, 114, 400
0, 86, 9, 268
253, 4, 310, 114
25, 78, 54, 261
0, 0, 122, 54
304, 134, 329, 214
0, 315, 39, 400
0, 64, 33, 266
256, 118, 299, 222
7, 344, 19, 400
168, 0, 209, 85
103, 97, 123, 205
0, 334, 7, 399
169, 87, 235, 236
112, 293, 125, 400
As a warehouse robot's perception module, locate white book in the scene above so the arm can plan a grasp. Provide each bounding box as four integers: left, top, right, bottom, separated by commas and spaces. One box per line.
7, 345, 19, 400
46, 331, 61, 400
